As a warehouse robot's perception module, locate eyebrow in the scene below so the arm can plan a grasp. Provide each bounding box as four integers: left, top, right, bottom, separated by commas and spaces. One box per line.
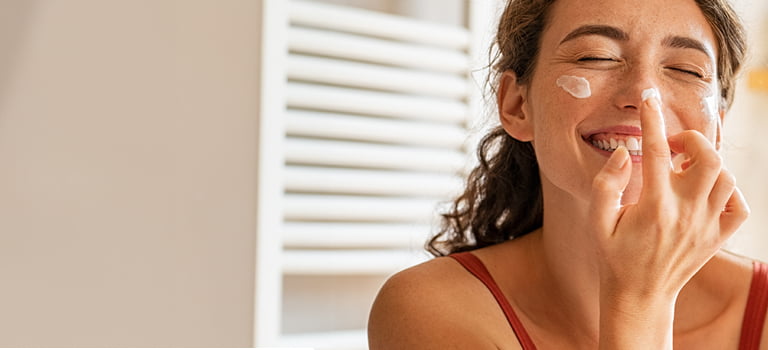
560, 25, 629, 44
560, 24, 714, 60
662, 35, 713, 59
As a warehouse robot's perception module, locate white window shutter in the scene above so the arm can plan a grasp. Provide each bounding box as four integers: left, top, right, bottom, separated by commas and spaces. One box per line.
255, 1, 496, 349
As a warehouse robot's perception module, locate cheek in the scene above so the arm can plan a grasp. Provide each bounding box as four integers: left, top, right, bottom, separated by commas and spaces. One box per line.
536, 74, 597, 119
529, 73, 609, 147
527, 76, 587, 131
667, 86, 720, 139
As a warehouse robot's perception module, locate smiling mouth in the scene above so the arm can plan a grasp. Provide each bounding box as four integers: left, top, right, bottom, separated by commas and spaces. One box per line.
585, 133, 643, 156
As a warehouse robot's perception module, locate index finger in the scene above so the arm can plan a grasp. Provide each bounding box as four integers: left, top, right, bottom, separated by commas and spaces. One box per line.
640, 88, 672, 192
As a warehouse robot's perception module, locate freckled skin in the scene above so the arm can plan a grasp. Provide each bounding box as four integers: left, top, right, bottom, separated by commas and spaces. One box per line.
524, 0, 722, 205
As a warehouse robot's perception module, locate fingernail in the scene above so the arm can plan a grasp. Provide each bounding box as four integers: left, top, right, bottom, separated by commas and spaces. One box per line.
646, 96, 661, 112
608, 146, 630, 170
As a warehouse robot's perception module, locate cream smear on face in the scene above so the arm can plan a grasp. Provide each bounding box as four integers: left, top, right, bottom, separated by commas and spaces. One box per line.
641, 87, 662, 103
702, 92, 719, 121
557, 75, 591, 98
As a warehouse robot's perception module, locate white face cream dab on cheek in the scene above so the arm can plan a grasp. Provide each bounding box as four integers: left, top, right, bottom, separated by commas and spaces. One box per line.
702, 93, 719, 121
556, 75, 591, 98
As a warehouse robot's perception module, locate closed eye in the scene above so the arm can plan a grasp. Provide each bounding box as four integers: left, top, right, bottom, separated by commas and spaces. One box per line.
577, 57, 616, 62
668, 67, 704, 78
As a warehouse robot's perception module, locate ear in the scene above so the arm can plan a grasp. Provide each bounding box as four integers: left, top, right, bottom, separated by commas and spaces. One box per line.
498, 71, 533, 142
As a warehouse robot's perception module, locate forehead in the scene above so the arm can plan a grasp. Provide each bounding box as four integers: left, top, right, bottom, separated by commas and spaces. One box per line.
542, 0, 718, 53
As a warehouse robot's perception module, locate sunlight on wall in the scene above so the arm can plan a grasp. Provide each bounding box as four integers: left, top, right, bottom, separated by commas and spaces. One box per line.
722, 0, 768, 260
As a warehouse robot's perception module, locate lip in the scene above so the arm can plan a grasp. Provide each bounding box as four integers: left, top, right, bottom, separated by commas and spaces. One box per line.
581, 125, 678, 162
587, 142, 645, 163
582, 125, 642, 139
582, 125, 644, 163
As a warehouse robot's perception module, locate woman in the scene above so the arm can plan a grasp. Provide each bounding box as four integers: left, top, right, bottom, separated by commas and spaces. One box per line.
368, 0, 763, 348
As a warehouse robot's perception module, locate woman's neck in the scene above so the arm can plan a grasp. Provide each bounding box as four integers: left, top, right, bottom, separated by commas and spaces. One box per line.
534, 179, 602, 342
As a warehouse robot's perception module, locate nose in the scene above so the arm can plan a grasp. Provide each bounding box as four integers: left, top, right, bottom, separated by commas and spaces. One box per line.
611, 65, 660, 112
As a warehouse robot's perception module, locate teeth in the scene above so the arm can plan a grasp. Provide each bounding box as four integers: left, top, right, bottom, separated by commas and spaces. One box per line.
626, 137, 640, 151
591, 136, 643, 156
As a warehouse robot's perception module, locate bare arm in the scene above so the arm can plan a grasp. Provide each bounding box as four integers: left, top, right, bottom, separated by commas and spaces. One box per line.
368, 265, 514, 350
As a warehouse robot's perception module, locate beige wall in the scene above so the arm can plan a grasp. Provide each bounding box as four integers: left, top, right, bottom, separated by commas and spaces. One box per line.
723, 0, 768, 261
0, 0, 261, 346
0, 0, 765, 347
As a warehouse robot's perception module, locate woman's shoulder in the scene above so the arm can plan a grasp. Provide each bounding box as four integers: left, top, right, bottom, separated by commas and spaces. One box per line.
372, 256, 472, 309
367, 253, 523, 350
700, 249, 758, 294
686, 249, 756, 317
676, 249, 765, 348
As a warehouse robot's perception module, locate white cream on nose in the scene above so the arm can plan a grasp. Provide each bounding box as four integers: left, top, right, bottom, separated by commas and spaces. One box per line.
556, 75, 591, 98
641, 87, 662, 103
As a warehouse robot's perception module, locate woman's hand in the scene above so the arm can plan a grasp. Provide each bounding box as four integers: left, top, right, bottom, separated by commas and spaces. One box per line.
587, 93, 750, 349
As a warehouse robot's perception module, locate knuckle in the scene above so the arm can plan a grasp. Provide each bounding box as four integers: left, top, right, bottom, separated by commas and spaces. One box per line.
592, 173, 615, 192
681, 130, 701, 139
718, 171, 736, 189
734, 204, 750, 220
698, 151, 722, 169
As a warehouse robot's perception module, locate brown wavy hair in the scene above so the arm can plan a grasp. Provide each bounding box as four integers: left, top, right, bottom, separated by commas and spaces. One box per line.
427, 0, 747, 257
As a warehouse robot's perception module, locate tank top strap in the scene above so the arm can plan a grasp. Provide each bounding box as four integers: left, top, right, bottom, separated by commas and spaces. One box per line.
449, 252, 537, 350
739, 260, 768, 350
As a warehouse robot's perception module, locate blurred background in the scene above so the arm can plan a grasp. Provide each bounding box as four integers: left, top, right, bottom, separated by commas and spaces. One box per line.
0, 0, 765, 349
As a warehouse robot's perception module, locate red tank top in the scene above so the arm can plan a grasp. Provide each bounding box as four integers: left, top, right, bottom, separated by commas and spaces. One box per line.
450, 252, 768, 350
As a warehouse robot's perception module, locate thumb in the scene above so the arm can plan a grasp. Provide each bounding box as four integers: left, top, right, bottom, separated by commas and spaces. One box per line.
589, 146, 632, 236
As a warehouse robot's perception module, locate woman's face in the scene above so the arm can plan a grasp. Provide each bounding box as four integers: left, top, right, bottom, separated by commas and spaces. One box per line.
522, 0, 721, 205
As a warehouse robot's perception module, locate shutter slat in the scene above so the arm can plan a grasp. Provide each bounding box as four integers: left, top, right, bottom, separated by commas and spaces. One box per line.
290, 0, 469, 50
270, 1, 482, 348
285, 138, 466, 172
284, 194, 438, 222
286, 110, 466, 149
287, 55, 468, 99
283, 222, 431, 248
284, 166, 462, 197
282, 249, 428, 275
288, 27, 468, 74
287, 82, 467, 123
